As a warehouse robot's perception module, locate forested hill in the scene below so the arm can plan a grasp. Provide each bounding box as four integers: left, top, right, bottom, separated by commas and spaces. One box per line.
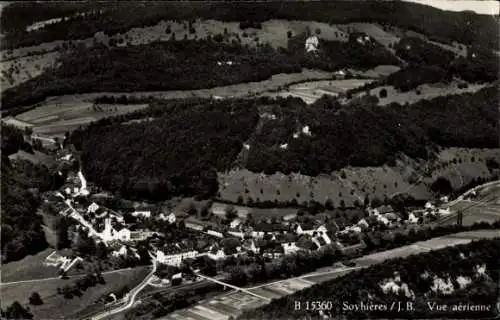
2, 1, 498, 50
1, 124, 54, 262
240, 238, 500, 319
70, 86, 498, 200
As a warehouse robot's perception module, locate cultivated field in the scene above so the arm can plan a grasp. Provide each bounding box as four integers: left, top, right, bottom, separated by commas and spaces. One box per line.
1, 266, 150, 320
260, 78, 374, 104
14, 101, 150, 137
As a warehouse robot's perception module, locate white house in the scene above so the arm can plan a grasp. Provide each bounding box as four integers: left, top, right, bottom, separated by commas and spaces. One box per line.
206, 230, 224, 238
172, 272, 182, 280
132, 211, 151, 218
296, 223, 326, 236
334, 70, 346, 78
228, 230, 245, 239
167, 213, 176, 224
159, 213, 176, 224
438, 208, 451, 216
230, 219, 241, 229
407, 213, 419, 224
301, 126, 312, 136
305, 35, 319, 52
156, 250, 199, 266
207, 249, 226, 260
87, 202, 100, 213
282, 242, 301, 255
112, 245, 128, 257
357, 218, 370, 229
425, 202, 434, 209
115, 228, 131, 241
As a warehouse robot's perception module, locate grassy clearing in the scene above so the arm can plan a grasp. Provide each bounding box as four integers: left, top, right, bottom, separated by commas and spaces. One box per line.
425, 148, 500, 190
364, 81, 488, 106
219, 148, 499, 210
1, 266, 150, 320
7, 150, 55, 166
0, 51, 59, 90
218, 162, 430, 209
1, 248, 59, 283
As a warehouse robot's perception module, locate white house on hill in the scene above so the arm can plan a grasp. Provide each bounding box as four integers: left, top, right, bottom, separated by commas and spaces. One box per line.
305, 35, 319, 52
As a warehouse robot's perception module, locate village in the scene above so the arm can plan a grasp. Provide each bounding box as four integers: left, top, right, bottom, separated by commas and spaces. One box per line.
39, 147, 471, 292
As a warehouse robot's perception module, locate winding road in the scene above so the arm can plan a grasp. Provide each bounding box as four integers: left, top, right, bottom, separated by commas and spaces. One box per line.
91, 254, 157, 320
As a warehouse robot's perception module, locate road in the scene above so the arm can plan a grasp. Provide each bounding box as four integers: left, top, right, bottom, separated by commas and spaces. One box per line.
91, 255, 157, 320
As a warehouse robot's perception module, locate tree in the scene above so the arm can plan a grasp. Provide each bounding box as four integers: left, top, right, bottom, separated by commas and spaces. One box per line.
29, 292, 43, 305
55, 216, 70, 250
340, 200, 346, 208
225, 205, 238, 221
237, 195, 244, 204
371, 197, 382, 208
5, 301, 33, 319
363, 195, 370, 208
325, 198, 334, 210
379, 88, 388, 98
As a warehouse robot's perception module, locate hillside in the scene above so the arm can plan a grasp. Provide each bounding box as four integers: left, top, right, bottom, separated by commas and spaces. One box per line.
240, 238, 500, 319
2, 2, 497, 50
69, 86, 498, 201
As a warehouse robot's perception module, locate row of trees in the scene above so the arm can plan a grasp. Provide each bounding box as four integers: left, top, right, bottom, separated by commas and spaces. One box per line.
2, 1, 497, 50
241, 237, 500, 319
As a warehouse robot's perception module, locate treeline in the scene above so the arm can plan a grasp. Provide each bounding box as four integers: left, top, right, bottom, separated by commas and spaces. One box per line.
2, 1, 497, 50
240, 237, 500, 319
1, 40, 302, 109
1, 124, 53, 262
71, 99, 259, 200
246, 86, 497, 176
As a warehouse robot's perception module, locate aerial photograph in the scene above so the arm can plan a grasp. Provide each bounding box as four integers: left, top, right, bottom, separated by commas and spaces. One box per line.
0, 1, 499, 319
